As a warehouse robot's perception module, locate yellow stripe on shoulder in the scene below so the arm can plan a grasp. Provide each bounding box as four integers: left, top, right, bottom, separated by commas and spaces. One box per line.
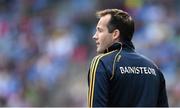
88, 54, 102, 107
88, 54, 101, 106
88, 50, 118, 107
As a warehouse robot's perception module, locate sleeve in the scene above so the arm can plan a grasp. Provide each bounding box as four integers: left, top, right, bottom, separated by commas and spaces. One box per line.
88, 56, 109, 107
157, 71, 169, 107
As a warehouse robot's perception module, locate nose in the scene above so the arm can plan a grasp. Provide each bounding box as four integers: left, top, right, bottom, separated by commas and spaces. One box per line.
93, 33, 97, 40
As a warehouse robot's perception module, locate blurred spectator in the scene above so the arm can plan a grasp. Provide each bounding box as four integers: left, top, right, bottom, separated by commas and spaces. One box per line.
0, 0, 179, 107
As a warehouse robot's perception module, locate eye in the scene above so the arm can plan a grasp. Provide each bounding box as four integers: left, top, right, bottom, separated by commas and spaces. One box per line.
97, 28, 103, 32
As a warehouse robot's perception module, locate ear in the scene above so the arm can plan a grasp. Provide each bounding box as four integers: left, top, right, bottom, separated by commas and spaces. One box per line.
112, 29, 120, 41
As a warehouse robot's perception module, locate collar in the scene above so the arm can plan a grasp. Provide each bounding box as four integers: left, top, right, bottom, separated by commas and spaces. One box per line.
104, 41, 135, 53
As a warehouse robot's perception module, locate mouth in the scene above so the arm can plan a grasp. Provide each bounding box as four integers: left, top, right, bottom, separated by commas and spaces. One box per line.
96, 42, 100, 45
96, 43, 100, 47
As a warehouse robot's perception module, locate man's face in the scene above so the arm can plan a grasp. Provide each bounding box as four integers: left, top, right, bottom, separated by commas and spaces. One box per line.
93, 14, 114, 54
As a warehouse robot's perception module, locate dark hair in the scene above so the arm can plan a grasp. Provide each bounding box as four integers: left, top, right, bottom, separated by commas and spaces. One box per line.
96, 9, 134, 41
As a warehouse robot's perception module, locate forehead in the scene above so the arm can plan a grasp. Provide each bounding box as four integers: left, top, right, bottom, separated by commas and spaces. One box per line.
97, 14, 111, 27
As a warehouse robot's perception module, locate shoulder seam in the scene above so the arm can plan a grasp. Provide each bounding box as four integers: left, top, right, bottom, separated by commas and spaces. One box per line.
110, 50, 122, 80
100, 50, 118, 60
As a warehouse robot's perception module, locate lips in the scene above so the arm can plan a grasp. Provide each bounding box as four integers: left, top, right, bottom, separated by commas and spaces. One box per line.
96, 42, 100, 46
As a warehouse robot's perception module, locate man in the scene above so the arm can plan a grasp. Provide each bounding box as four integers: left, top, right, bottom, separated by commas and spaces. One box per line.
87, 9, 168, 107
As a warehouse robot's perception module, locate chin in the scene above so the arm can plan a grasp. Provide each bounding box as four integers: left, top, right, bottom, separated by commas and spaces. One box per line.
96, 50, 100, 54
96, 50, 103, 54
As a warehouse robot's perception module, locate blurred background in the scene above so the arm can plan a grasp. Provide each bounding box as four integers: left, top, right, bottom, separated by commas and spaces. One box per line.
0, 0, 180, 107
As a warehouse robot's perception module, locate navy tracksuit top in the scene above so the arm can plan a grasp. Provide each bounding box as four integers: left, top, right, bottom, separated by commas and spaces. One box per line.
88, 42, 168, 107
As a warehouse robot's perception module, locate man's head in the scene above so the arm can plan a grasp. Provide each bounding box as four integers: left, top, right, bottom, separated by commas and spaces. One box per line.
93, 9, 134, 54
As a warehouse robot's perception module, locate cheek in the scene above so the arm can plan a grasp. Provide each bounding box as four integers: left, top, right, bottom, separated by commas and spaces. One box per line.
100, 34, 113, 45
102, 32, 112, 40
99, 34, 107, 43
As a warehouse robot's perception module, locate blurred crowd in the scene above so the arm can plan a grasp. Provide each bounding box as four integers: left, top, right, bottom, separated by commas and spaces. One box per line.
0, 0, 180, 107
